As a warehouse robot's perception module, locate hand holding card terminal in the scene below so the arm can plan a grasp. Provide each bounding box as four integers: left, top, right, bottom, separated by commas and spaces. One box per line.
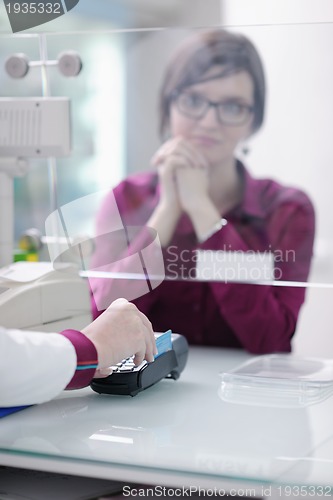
90, 331, 189, 396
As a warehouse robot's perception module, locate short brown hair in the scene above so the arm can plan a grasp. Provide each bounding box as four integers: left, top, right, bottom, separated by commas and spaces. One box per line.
159, 29, 266, 137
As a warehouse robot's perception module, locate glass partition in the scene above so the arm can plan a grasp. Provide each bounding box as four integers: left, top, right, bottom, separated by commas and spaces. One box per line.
1, 25, 332, 281
1, 24, 333, 351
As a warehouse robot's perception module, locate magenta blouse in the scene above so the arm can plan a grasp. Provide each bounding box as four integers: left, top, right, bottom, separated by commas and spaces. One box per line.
89, 162, 315, 354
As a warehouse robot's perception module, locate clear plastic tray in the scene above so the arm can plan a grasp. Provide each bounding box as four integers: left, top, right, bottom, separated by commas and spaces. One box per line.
219, 355, 333, 407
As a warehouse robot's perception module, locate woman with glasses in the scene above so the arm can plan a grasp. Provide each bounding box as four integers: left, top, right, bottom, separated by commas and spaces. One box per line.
90, 29, 315, 354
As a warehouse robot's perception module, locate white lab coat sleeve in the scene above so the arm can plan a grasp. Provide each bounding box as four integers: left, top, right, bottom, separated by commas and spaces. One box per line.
0, 327, 77, 407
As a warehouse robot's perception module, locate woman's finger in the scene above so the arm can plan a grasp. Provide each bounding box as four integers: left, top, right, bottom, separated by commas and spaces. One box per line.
153, 137, 208, 171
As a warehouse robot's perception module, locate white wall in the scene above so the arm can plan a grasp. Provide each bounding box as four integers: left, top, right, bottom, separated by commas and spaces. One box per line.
222, 0, 333, 25
221, 0, 333, 356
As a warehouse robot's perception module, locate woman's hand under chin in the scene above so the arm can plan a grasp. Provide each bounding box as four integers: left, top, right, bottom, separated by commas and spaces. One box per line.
152, 136, 210, 212
149, 136, 220, 245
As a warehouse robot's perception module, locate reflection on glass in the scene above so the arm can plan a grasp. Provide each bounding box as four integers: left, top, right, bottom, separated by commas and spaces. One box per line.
89, 28, 315, 354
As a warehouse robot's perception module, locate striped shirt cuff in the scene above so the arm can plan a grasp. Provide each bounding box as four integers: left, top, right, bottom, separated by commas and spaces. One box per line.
60, 329, 98, 390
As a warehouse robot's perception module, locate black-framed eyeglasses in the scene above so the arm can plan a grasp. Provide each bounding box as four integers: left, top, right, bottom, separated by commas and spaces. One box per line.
172, 91, 254, 126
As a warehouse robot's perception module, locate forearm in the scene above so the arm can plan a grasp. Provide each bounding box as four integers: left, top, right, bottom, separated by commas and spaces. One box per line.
186, 200, 223, 243
0, 328, 98, 407
0, 329, 76, 406
209, 282, 303, 353
147, 204, 180, 247
198, 208, 313, 353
